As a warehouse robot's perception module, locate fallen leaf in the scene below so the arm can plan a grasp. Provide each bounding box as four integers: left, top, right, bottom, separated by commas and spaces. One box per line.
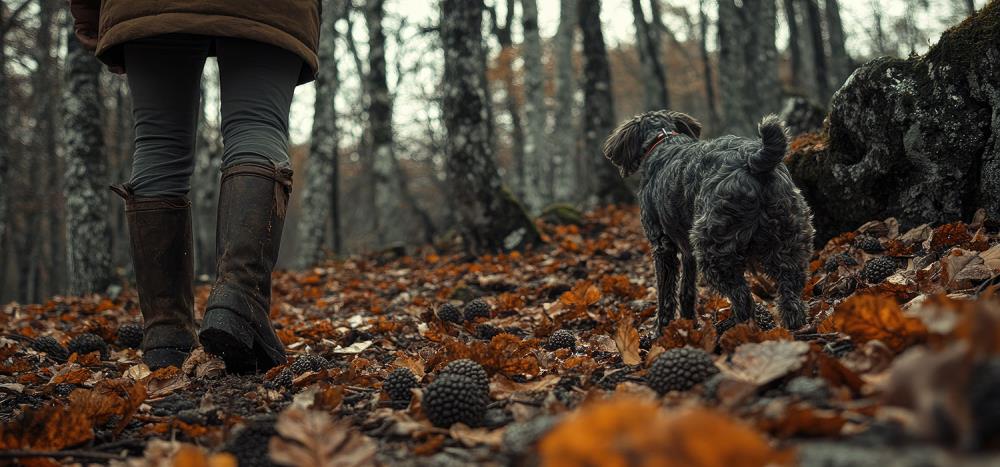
817, 294, 927, 353
613, 319, 641, 366
269, 408, 377, 467
449, 423, 505, 448
723, 340, 809, 387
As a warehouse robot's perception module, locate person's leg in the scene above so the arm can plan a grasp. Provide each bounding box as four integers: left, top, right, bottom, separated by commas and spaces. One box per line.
114, 35, 209, 369
199, 38, 300, 373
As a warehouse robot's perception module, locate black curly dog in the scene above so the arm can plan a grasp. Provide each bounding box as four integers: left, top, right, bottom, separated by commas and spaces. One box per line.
603, 110, 814, 334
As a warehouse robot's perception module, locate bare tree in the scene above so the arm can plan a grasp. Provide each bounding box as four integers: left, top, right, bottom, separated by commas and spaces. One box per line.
718, 0, 780, 135
298, 0, 344, 267
521, 0, 546, 211
631, 0, 669, 110
825, 0, 850, 88
783, 0, 804, 90
485, 0, 528, 204
579, 0, 631, 203
550, 0, 577, 202
63, 19, 112, 294
440, 0, 539, 253
963, 0, 976, 15
697, 0, 721, 133
803, 0, 830, 102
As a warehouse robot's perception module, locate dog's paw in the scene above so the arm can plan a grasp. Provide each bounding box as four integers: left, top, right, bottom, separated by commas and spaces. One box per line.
782, 312, 809, 331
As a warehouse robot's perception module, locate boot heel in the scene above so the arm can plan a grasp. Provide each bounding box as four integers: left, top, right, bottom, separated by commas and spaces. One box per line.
199, 308, 255, 371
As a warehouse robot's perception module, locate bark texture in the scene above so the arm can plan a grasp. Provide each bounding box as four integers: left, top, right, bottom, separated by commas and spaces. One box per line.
440, 0, 539, 253
487, 0, 527, 207
0, 5, 9, 269
550, 0, 578, 202
521, 0, 546, 211
787, 3, 1000, 243
579, 0, 631, 203
297, 0, 343, 267
365, 0, 396, 246
717, 0, 780, 135
631, 0, 669, 110
825, 0, 850, 89
63, 26, 113, 294
803, 0, 830, 102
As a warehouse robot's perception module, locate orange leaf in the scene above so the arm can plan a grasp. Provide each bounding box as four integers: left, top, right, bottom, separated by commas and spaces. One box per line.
817, 294, 927, 353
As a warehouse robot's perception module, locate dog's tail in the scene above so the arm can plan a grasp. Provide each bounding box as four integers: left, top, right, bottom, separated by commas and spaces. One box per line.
746, 115, 789, 175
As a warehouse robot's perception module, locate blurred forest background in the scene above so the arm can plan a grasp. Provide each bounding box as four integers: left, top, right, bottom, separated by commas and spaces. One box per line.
0, 0, 986, 303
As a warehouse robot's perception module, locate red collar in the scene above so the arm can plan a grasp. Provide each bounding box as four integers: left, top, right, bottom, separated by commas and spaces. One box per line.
644, 129, 681, 158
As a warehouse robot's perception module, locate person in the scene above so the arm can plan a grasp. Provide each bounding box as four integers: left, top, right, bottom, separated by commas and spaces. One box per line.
68, 1, 320, 373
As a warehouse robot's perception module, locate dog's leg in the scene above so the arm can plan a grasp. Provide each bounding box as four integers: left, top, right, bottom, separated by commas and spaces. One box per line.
762, 254, 809, 330
678, 253, 697, 320
701, 259, 754, 332
652, 242, 680, 334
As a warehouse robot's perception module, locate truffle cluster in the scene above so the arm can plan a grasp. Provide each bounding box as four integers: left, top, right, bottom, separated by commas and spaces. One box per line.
68, 333, 109, 360
544, 329, 576, 351
854, 235, 884, 253
424, 359, 490, 427
753, 304, 777, 331
463, 299, 491, 322
290, 354, 329, 375
860, 256, 897, 284
384, 368, 420, 409
116, 323, 144, 349
437, 303, 463, 324
31, 336, 68, 361
646, 347, 719, 394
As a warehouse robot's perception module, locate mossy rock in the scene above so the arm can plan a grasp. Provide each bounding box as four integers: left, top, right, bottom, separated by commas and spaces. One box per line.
786, 2, 1000, 245
538, 204, 584, 226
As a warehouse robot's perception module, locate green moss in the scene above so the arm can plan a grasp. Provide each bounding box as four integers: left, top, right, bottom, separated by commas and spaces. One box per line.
538, 203, 584, 226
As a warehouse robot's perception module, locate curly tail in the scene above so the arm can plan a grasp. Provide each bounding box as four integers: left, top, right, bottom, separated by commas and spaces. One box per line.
746, 115, 789, 174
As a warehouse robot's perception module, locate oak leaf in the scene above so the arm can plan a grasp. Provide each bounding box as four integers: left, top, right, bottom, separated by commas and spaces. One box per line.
817, 294, 927, 353
613, 319, 641, 366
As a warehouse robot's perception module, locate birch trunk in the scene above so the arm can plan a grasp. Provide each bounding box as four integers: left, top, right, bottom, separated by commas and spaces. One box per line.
550, 0, 577, 202
440, 0, 540, 253
298, 0, 343, 267
579, 0, 631, 204
630, 0, 669, 110
63, 23, 113, 294
521, 0, 546, 211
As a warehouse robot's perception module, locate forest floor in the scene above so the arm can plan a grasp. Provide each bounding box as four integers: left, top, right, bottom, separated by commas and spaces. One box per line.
2, 205, 1000, 466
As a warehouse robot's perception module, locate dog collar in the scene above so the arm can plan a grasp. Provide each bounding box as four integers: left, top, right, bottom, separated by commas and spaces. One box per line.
644, 128, 681, 157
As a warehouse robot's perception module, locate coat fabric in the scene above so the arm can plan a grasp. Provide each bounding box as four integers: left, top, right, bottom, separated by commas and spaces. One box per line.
68, 0, 320, 85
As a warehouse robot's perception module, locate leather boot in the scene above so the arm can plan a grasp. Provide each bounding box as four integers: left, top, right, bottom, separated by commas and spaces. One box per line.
111, 183, 198, 370
199, 162, 292, 373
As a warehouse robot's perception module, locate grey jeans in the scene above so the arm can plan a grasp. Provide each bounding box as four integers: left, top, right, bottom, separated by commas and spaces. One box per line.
124, 34, 300, 197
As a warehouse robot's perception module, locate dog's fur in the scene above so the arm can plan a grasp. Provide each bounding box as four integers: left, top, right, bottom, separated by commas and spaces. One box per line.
603, 110, 815, 332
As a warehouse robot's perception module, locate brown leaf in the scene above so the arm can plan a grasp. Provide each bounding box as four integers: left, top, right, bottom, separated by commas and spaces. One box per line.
817, 294, 927, 353
613, 319, 641, 366
756, 402, 848, 438
269, 408, 377, 467
723, 340, 809, 387
718, 323, 793, 354
490, 374, 561, 399
655, 319, 716, 352
448, 423, 504, 448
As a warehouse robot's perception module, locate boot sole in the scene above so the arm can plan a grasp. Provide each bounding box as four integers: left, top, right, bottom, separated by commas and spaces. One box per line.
199, 309, 278, 374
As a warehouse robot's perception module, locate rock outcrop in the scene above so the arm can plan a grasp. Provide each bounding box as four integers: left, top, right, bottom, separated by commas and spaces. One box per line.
787, 2, 1000, 243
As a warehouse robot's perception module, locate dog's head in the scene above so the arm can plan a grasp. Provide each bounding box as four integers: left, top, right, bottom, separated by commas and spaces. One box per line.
602, 110, 702, 177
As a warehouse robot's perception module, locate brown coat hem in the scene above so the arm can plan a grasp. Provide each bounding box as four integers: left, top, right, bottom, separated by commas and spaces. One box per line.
96, 12, 318, 85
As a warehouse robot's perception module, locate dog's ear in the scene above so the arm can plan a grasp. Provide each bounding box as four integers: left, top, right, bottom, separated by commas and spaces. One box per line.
671, 111, 702, 139
603, 116, 644, 177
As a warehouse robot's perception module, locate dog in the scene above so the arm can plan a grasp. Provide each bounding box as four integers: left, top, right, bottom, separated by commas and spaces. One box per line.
602, 110, 814, 333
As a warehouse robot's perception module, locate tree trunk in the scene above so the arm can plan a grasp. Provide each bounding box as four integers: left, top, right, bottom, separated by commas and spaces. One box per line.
697, 0, 721, 134
365, 0, 398, 246
804, 0, 830, 103
783, 0, 804, 90
825, 0, 849, 89
521, 0, 546, 211
550, 0, 578, 203
964, 0, 976, 15
0, 5, 9, 289
578, 0, 631, 204
440, 0, 540, 253
717, 0, 781, 135
298, 0, 343, 267
630, 0, 669, 110
63, 23, 113, 294
487, 0, 528, 206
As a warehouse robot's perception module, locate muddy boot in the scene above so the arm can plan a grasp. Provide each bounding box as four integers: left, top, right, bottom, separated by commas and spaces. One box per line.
112, 184, 198, 370
199, 162, 292, 373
